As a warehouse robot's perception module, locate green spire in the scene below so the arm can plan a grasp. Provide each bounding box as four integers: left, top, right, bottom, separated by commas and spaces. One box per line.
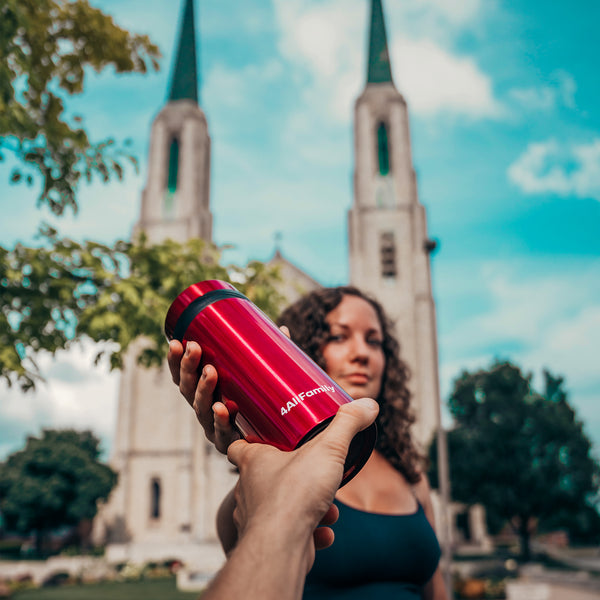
169, 0, 199, 103
367, 0, 393, 85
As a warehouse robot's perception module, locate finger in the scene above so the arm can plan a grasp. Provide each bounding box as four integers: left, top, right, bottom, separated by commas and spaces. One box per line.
317, 504, 339, 527
192, 364, 219, 430
214, 402, 240, 453
316, 398, 379, 451
179, 341, 203, 402
279, 325, 290, 339
313, 527, 335, 551
213, 401, 231, 428
167, 340, 184, 385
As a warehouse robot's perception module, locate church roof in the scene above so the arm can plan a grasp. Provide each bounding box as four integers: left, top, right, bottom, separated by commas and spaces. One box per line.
267, 249, 322, 307
169, 0, 199, 103
367, 0, 394, 85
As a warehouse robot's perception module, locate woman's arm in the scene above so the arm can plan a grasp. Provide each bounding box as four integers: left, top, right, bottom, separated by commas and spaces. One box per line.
414, 473, 449, 600
216, 487, 239, 554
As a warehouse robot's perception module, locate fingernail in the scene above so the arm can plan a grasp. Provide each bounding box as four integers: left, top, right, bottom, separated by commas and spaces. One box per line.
354, 398, 379, 413
184, 344, 190, 357
201, 365, 207, 379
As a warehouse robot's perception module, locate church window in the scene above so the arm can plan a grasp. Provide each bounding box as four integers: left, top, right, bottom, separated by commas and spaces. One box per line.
380, 231, 397, 279
150, 477, 162, 520
164, 137, 179, 217
377, 122, 390, 176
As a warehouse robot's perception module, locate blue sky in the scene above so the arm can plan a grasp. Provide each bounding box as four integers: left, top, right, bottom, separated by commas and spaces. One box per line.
1, 0, 599, 460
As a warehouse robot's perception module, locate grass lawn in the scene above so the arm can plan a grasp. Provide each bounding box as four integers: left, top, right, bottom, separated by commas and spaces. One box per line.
13, 577, 202, 600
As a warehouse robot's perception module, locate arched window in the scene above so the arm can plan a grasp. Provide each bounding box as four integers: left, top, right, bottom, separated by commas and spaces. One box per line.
380, 231, 397, 279
164, 137, 179, 217
167, 137, 179, 194
150, 477, 161, 520
377, 122, 390, 176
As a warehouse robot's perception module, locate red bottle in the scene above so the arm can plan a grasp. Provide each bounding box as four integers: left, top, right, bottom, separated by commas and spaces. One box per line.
165, 280, 376, 486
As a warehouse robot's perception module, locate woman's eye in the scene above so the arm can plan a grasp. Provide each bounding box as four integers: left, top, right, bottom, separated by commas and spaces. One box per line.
368, 338, 383, 347
327, 334, 345, 343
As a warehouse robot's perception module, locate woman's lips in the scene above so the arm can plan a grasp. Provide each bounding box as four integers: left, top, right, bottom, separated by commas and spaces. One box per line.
345, 373, 370, 385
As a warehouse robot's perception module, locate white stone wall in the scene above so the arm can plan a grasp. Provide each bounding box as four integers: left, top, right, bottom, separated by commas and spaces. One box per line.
98, 92, 230, 562
134, 100, 212, 244
349, 81, 441, 448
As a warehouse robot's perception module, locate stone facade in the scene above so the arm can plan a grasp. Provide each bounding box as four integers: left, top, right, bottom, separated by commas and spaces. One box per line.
134, 99, 211, 244
95, 0, 236, 564
266, 249, 321, 308
97, 341, 237, 563
349, 81, 441, 449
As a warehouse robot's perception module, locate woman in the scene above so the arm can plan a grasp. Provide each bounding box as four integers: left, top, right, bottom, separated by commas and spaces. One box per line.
168, 286, 447, 600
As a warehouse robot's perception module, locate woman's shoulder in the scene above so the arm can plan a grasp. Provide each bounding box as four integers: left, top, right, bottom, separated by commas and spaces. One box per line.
411, 469, 433, 508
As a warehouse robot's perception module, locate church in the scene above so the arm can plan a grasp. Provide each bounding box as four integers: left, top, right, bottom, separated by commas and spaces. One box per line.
94, 0, 471, 572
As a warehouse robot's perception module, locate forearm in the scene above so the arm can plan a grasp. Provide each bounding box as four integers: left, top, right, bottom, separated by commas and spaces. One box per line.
216, 487, 238, 554
203, 521, 312, 600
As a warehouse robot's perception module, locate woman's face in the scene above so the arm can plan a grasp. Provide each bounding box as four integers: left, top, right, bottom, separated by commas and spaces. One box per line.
321, 294, 385, 401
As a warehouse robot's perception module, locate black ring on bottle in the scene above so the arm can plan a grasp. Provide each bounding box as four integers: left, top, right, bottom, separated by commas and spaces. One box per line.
172, 289, 249, 341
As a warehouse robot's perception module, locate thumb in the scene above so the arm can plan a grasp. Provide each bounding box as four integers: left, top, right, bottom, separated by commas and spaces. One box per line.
227, 438, 250, 469
318, 398, 379, 451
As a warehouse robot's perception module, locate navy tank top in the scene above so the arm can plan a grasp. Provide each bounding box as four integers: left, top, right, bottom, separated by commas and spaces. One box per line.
303, 498, 441, 599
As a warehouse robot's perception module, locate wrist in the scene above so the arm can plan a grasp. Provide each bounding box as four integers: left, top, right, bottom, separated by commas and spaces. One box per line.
229, 520, 313, 599
245, 505, 316, 552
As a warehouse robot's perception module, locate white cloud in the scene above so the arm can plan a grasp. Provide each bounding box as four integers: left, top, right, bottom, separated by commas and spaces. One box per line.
273, 0, 364, 80
418, 0, 482, 25
522, 304, 600, 390
390, 0, 483, 42
438, 260, 600, 446
508, 71, 577, 112
204, 60, 284, 110
443, 260, 600, 352
508, 138, 600, 199
509, 87, 557, 112
0, 340, 120, 460
271, 0, 498, 123
393, 38, 500, 118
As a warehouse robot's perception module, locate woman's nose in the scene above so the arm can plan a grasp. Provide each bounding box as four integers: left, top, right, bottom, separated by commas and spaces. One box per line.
349, 336, 370, 362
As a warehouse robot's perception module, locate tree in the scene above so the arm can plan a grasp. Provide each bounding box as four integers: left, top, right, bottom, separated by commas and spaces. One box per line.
0, 2, 285, 390
1, 228, 284, 391
0, 428, 117, 553
0, 0, 161, 216
429, 360, 600, 561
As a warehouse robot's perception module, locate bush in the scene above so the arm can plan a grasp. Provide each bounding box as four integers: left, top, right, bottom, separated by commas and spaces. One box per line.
0, 538, 22, 559
41, 572, 71, 587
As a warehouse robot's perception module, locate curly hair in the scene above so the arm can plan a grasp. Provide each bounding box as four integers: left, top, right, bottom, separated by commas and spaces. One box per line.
277, 286, 423, 484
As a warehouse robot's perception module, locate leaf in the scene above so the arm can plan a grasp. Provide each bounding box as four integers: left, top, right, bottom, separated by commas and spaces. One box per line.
2, 236, 282, 392
2, 0, 162, 217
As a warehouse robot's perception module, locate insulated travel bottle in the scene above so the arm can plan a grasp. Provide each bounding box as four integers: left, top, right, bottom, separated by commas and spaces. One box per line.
165, 279, 376, 486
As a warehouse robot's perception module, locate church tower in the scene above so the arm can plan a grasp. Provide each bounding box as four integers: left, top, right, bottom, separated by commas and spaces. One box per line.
99, 0, 235, 568
134, 0, 212, 244
349, 0, 441, 447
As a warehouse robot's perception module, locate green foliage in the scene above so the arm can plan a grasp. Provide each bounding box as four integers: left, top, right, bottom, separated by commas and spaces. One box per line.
0, 228, 284, 390
0, 429, 117, 549
429, 360, 600, 559
0, 0, 161, 215
0, 1, 285, 393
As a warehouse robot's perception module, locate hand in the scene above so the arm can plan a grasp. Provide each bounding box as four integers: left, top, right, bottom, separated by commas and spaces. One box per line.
167, 339, 239, 453
227, 397, 379, 574
167, 326, 292, 454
